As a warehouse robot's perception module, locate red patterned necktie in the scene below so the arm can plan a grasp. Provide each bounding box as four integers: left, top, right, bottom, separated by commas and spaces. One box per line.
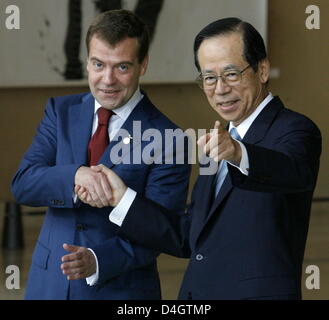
88, 107, 112, 166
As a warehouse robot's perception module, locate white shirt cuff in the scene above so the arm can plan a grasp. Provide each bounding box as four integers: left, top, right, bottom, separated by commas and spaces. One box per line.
73, 192, 78, 204
86, 248, 99, 286
109, 188, 137, 227
227, 140, 249, 175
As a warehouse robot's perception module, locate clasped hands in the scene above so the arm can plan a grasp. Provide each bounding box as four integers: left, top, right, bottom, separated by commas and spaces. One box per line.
74, 164, 127, 208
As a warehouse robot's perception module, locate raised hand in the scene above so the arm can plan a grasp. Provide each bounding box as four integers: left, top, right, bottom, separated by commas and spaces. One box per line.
197, 121, 241, 165
61, 244, 96, 280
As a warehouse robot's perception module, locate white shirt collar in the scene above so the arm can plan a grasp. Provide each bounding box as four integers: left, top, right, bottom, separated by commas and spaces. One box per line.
229, 92, 273, 139
94, 87, 144, 121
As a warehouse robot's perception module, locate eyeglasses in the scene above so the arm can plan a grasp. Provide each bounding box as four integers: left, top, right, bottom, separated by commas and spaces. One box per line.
196, 65, 251, 90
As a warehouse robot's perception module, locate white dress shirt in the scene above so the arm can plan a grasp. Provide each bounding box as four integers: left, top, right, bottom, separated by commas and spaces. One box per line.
85, 88, 143, 286
228, 92, 274, 173
93, 88, 143, 139
109, 92, 274, 228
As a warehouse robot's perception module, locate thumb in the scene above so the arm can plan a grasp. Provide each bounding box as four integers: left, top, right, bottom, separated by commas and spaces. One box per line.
97, 164, 116, 180
63, 243, 80, 253
197, 121, 221, 146
90, 165, 102, 172
98, 165, 125, 189
197, 133, 211, 147
211, 120, 221, 136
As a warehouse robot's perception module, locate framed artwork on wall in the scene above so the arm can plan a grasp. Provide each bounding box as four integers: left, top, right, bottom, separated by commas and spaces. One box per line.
0, 0, 267, 86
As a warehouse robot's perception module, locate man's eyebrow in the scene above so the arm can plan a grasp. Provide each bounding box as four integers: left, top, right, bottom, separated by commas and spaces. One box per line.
114, 61, 134, 66
202, 69, 214, 74
89, 56, 103, 63
202, 64, 239, 74
89, 57, 134, 66
222, 64, 239, 71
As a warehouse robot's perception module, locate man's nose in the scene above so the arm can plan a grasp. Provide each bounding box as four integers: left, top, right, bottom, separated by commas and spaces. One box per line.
103, 68, 116, 85
214, 77, 231, 95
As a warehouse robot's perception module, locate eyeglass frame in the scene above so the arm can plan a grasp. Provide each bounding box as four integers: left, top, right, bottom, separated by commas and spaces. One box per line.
196, 64, 251, 90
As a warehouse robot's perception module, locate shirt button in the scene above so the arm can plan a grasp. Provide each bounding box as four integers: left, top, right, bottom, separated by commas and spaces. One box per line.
196, 254, 204, 261
76, 224, 85, 231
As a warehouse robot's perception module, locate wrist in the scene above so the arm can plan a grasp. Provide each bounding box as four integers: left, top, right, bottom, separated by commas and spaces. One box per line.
230, 140, 242, 166
74, 166, 86, 185
113, 186, 128, 206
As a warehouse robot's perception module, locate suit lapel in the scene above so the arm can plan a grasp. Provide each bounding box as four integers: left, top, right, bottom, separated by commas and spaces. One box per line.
193, 96, 284, 246
242, 96, 284, 145
208, 172, 233, 217
69, 93, 94, 164
198, 156, 220, 219
192, 161, 233, 245
189, 170, 216, 247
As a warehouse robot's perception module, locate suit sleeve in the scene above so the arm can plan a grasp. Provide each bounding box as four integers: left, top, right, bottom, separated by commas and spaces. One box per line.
228, 116, 322, 193
115, 139, 201, 260
117, 194, 192, 258
92, 130, 192, 283
11, 98, 83, 208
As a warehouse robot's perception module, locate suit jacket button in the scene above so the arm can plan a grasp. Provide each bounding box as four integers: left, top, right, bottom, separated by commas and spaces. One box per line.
76, 224, 85, 231
196, 254, 204, 261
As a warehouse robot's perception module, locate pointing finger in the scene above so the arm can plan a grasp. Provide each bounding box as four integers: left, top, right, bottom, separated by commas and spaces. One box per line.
214, 120, 220, 130
211, 120, 226, 136
197, 133, 211, 147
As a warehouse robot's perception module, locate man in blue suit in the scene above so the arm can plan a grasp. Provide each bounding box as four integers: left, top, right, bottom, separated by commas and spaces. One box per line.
11, 10, 190, 299
77, 18, 322, 299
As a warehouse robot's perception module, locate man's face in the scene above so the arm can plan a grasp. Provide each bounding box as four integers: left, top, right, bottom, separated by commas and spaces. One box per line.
87, 36, 148, 110
197, 32, 269, 126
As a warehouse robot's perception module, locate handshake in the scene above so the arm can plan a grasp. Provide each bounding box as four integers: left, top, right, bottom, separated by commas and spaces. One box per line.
74, 164, 127, 208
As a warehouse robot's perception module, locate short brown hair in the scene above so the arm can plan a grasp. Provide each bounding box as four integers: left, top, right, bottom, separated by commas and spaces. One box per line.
86, 9, 150, 63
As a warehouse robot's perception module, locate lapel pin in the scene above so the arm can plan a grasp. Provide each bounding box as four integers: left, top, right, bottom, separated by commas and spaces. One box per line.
123, 134, 133, 145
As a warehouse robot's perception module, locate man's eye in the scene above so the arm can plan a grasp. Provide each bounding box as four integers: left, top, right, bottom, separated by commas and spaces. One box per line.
118, 64, 129, 72
93, 61, 103, 69
204, 75, 216, 83
225, 71, 239, 79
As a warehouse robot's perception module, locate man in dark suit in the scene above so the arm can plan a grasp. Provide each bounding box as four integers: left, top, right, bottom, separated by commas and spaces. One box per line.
77, 17, 322, 299
11, 10, 190, 299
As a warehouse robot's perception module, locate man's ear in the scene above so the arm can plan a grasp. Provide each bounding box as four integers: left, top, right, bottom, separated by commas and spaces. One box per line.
86, 58, 90, 73
258, 58, 270, 84
140, 55, 149, 76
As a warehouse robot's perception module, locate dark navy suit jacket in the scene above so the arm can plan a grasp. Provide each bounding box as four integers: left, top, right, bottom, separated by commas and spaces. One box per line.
11, 92, 191, 300
117, 96, 322, 300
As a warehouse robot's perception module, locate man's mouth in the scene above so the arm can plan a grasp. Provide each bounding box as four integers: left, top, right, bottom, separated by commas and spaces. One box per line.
217, 99, 239, 107
99, 89, 120, 94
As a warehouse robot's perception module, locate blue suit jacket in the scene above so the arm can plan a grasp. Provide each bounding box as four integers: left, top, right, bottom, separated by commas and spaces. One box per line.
117, 96, 322, 299
11, 92, 191, 300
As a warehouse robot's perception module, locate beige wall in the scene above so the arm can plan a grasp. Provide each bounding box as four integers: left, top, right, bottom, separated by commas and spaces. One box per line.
0, 0, 328, 201
268, 0, 328, 197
